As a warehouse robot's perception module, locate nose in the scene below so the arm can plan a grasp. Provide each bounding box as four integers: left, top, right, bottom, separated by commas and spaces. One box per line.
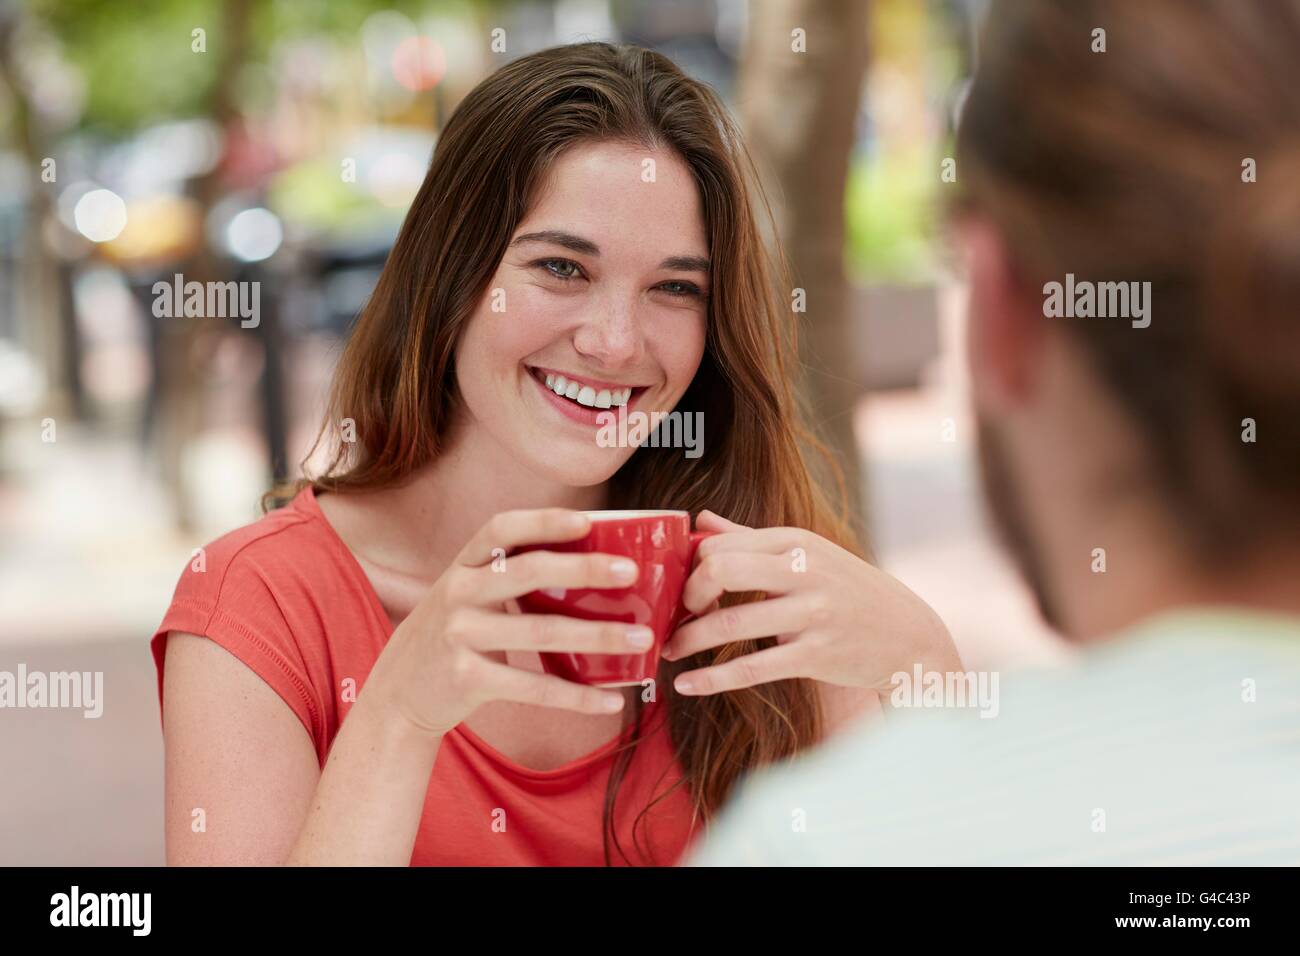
572, 294, 643, 368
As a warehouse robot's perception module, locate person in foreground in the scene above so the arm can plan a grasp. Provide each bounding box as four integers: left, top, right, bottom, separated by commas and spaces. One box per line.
689, 0, 1300, 866
151, 41, 958, 866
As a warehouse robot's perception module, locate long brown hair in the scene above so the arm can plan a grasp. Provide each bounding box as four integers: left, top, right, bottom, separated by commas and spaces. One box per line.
954, 0, 1300, 557
270, 41, 859, 864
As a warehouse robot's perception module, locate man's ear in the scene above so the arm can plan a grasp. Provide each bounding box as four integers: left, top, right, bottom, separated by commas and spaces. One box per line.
955, 217, 1042, 412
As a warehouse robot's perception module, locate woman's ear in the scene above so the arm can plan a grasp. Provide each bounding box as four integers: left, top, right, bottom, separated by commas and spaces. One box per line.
955, 218, 1042, 414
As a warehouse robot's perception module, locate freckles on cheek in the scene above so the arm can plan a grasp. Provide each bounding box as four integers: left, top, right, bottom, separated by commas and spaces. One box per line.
504, 284, 572, 345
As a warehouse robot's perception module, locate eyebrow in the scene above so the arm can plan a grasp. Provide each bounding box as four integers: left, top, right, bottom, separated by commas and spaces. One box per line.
510, 229, 711, 274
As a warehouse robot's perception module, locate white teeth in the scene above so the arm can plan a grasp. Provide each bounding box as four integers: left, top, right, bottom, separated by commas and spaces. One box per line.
538, 370, 636, 408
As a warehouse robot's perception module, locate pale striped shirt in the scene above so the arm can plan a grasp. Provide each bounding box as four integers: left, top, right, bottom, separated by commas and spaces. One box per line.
687, 607, 1300, 865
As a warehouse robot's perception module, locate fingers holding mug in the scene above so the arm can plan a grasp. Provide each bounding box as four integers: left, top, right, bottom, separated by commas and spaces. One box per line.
469, 549, 640, 605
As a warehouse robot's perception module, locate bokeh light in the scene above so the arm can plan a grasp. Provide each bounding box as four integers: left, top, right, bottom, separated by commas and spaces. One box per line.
391, 36, 446, 92
72, 188, 128, 242
225, 207, 283, 262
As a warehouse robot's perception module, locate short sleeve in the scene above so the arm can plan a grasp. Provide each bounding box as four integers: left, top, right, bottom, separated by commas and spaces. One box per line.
150, 541, 325, 751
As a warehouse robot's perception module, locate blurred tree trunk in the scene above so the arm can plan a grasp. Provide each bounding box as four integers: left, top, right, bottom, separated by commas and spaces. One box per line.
156, 0, 254, 532
0, 6, 84, 425
738, 0, 871, 554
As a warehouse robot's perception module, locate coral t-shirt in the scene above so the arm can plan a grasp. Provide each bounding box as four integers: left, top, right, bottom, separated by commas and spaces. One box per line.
150, 486, 699, 866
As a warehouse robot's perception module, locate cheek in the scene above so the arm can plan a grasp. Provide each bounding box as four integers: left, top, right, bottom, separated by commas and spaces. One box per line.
656, 314, 707, 389
464, 282, 567, 370
500, 282, 586, 361
965, 302, 1004, 415
508, 284, 574, 341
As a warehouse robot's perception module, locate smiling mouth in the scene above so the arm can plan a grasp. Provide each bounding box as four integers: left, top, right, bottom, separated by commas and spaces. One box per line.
526, 366, 649, 411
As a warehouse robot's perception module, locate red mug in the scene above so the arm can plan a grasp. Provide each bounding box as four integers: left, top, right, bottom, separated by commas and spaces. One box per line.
515, 510, 715, 687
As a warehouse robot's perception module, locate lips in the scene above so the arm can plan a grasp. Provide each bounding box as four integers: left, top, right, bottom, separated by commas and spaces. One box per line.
526, 365, 649, 425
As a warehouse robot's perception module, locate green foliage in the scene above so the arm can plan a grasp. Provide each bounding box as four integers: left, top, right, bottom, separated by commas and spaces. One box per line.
268, 155, 398, 233
845, 147, 940, 284
28, 0, 487, 134
31, 0, 224, 133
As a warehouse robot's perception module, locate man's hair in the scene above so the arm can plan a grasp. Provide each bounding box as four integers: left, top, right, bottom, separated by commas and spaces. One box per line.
955, 0, 1300, 558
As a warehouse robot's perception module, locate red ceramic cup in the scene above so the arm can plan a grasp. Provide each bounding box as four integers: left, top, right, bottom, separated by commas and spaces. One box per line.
515, 510, 715, 687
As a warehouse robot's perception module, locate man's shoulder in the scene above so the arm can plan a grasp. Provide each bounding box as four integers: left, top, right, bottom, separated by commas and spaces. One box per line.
693, 616, 1300, 865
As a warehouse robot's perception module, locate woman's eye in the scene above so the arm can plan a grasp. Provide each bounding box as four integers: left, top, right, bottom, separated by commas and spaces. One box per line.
659, 280, 704, 298
538, 258, 582, 280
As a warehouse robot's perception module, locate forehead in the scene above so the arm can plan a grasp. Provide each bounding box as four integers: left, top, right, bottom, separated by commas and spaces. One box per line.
518, 140, 708, 260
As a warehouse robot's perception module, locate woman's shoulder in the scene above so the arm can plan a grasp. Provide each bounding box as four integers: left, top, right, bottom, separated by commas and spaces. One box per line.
151, 487, 358, 759
158, 485, 378, 637
179, 489, 329, 597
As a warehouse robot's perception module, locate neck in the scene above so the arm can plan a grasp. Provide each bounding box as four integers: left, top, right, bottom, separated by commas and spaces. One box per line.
1007, 342, 1300, 641
355, 412, 608, 577
1042, 502, 1300, 641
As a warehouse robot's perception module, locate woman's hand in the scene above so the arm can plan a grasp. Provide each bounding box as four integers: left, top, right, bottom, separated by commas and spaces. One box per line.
363, 508, 651, 740
662, 510, 960, 699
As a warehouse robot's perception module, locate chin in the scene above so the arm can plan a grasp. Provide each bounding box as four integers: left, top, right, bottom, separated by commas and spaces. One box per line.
519, 446, 632, 488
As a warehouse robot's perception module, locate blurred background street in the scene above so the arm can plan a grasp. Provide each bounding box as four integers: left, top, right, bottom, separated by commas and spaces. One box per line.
0, 0, 1065, 864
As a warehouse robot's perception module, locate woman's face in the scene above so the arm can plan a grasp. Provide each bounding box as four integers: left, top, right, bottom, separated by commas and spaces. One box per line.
455, 140, 710, 487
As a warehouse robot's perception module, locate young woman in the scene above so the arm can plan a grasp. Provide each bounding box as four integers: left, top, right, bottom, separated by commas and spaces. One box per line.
151, 41, 959, 866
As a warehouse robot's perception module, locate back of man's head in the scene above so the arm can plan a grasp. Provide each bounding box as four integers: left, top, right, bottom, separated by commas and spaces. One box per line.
952, 0, 1300, 634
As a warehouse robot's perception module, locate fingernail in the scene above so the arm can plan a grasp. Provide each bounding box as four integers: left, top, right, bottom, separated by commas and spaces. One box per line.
675, 677, 695, 694
603, 694, 625, 711
611, 559, 637, 580
568, 513, 590, 531
660, 642, 675, 660
625, 626, 654, 649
